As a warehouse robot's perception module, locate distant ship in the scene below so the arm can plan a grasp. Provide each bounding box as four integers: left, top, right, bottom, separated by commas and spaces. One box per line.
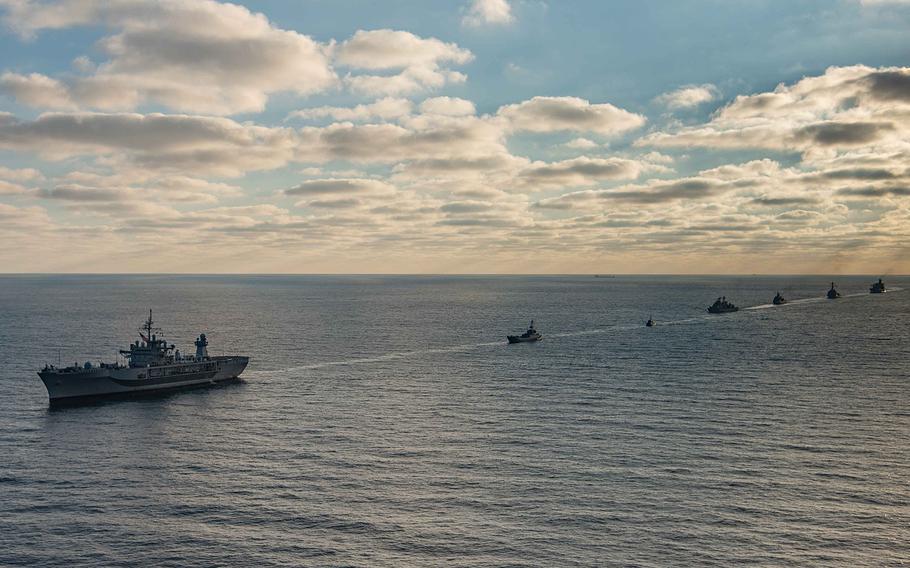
827, 282, 841, 299
508, 320, 542, 343
646, 315, 655, 327
707, 296, 739, 314
772, 292, 787, 305
870, 278, 886, 294
37, 310, 249, 406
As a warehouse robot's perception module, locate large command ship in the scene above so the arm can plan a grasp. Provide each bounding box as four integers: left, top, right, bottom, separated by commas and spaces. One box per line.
38, 310, 249, 406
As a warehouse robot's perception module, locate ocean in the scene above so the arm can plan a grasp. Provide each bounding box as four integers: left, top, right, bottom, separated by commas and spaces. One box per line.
1, 275, 908, 566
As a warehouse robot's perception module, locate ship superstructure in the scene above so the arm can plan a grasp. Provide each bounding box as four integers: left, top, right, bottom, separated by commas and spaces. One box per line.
38, 310, 248, 406
870, 278, 886, 294
707, 297, 739, 314
507, 320, 542, 343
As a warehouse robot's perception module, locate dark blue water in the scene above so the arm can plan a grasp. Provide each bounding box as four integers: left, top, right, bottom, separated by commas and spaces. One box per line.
1, 275, 908, 566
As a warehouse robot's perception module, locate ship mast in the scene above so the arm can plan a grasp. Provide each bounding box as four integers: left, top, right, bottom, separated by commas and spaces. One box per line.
145, 309, 153, 339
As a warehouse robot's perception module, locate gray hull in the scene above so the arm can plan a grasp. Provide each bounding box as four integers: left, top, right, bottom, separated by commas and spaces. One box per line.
38, 356, 249, 406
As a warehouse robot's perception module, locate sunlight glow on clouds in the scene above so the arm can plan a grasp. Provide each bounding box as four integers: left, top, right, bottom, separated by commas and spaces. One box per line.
654, 84, 720, 110
0, 0, 337, 114
498, 97, 646, 135
0, 0, 908, 273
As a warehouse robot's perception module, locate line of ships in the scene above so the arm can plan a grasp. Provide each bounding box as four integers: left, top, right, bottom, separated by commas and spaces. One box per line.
35, 278, 890, 406
705, 278, 886, 314
512, 278, 890, 339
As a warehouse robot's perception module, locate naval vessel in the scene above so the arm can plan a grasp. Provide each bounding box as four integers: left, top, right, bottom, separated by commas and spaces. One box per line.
38, 310, 249, 406
707, 296, 739, 314
508, 320, 542, 343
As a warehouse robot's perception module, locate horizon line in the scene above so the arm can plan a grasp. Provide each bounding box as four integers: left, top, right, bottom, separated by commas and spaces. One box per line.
0, 273, 904, 277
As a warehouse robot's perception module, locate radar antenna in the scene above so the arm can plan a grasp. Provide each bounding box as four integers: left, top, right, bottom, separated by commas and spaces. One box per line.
140, 308, 163, 341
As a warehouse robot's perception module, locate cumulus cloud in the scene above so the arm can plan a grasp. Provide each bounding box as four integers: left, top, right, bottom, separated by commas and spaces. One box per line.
285, 178, 396, 197
0, 112, 299, 176
287, 97, 413, 122
0, 180, 28, 194
462, 0, 514, 27
336, 29, 473, 96
336, 29, 472, 70
0, 165, 44, 182
534, 160, 792, 209
0, 0, 336, 114
0, 72, 77, 109
517, 157, 649, 190
295, 115, 507, 164
419, 96, 476, 116
498, 96, 646, 135
654, 84, 720, 109
563, 137, 600, 149
641, 66, 910, 154
35, 172, 242, 206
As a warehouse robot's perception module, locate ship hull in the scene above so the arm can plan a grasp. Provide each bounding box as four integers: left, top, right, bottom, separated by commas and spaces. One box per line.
507, 335, 541, 343
38, 356, 249, 407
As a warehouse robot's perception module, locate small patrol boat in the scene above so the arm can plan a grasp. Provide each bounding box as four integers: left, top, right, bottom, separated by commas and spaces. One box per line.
707, 296, 739, 314
772, 292, 787, 305
827, 282, 841, 299
645, 315, 655, 327
507, 320, 542, 343
870, 278, 886, 294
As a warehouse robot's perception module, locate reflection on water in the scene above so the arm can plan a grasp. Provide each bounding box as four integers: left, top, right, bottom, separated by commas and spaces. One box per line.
1, 275, 909, 566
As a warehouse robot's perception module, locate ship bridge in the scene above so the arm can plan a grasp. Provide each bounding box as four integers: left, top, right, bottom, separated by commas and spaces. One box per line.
120, 310, 176, 368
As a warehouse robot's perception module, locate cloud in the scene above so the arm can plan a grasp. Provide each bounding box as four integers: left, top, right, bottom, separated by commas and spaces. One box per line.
498, 96, 646, 135
285, 178, 394, 197
419, 96, 476, 116
462, 0, 514, 27
751, 196, 820, 206
0, 165, 44, 182
563, 137, 600, 149
344, 66, 468, 97
0, 180, 28, 194
0, 0, 336, 115
285, 178, 396, 197
287, 97, 413, 122
534, 160, 789, 209
35, 173, 242, 206
794, 121, 895, 146
654, 84, 720, 109
296, 115, 507, 164
836, 186, 910, 197
0, 72, 77, 109
517, 157, 648, 189
336, 29, 473, 96
336, 29, 472, 70
0, 111, 299, 176
641, 66, 910, 153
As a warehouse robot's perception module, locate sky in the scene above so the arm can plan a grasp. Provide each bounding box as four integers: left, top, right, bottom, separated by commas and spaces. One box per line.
0, 0, 908, 274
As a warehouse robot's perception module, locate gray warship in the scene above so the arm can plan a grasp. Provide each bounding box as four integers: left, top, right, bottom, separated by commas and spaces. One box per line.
508, 320, 542, 343
707, 296, 739, 314
38, 310, 249, 406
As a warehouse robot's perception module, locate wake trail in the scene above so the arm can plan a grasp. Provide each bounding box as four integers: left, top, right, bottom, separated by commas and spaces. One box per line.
745, 288, 901, 310
248, 340, 503, 375
251, 288, 902, 375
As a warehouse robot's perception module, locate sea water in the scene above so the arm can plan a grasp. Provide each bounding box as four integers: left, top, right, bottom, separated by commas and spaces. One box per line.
1, 275, 908, 566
